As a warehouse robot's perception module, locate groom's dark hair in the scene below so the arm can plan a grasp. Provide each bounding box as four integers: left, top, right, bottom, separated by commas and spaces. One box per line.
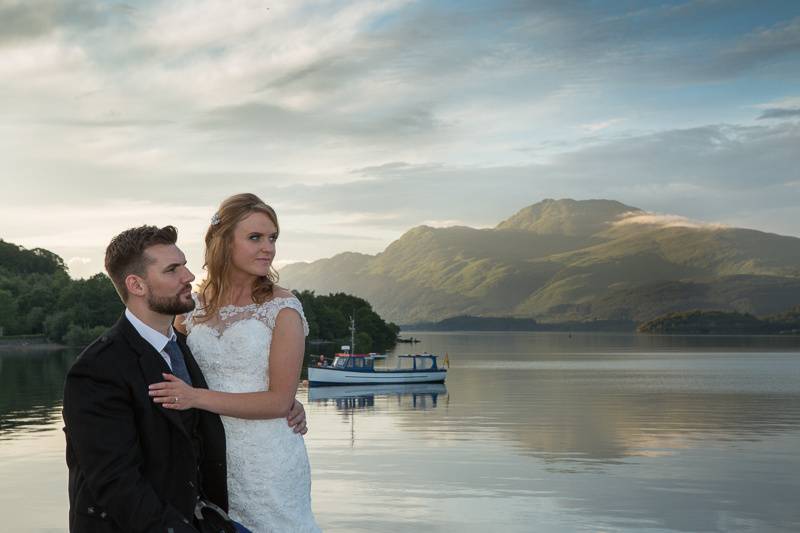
105, 225, 178, 302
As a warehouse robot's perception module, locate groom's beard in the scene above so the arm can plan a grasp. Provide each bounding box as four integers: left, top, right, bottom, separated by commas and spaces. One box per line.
147, 288, 195, 315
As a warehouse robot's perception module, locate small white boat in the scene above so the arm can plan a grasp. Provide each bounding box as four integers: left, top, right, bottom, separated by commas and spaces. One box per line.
308, 353, 447, 385
307, 315, 448, 386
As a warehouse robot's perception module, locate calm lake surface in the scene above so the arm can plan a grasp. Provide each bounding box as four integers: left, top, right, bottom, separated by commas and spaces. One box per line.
2, 332, 800, 532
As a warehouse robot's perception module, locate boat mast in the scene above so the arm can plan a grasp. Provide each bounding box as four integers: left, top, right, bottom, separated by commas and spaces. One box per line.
349, 314, 356, 355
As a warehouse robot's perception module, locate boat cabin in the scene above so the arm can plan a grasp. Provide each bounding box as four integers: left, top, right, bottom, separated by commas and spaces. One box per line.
330, 353, 386, 371
397, 354, 441, 370
326, 353, 441, 371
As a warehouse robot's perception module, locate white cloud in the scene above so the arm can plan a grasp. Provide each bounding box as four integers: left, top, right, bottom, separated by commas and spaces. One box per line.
580, 118, 626, 133
613, 211, 728, 230
0, 38, 85, 77
131, 0, 413, 111
753, 95, 800, 110
420, 219, 472, 228
0, 201, 213, 249
275, 259, 315, 270
2, 1, 799, 279
66, 256, 94, 277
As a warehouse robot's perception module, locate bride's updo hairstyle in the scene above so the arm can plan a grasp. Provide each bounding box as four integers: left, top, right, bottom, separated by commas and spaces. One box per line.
197, 193, 280, 321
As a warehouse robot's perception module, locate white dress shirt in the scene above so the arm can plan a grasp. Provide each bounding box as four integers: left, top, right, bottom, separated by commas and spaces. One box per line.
125, 308, 175, 370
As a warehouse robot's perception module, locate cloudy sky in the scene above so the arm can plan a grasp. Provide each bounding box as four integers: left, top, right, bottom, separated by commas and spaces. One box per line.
1, 0, 799, 279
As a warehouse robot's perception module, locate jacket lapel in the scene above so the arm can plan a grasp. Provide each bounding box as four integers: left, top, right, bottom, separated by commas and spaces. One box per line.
118, 314, 190, 439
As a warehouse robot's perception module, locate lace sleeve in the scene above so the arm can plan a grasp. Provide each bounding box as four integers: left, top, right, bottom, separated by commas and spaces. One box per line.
256, 297, 309, 337
183, 293, 203, 333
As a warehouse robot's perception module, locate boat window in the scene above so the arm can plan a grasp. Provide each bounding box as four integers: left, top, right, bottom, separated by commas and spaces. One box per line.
333, 358, 347, 368
354, 358, 364, 368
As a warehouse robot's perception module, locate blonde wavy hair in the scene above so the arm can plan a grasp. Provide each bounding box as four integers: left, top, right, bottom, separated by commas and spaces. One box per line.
197, 193, 280, 321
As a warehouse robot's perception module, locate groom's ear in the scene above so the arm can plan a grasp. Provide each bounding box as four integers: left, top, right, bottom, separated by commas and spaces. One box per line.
125, 274, 147, 298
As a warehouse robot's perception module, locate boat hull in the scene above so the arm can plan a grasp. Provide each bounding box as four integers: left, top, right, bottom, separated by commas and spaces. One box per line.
308, 367, 447, 385
308, 382, 447, 401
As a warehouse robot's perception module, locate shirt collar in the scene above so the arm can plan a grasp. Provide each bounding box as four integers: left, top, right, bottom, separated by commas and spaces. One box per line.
125, 308, 176, 354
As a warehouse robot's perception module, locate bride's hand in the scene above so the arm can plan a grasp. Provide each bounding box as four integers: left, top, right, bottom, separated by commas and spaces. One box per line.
287, 399, 308, 435
149, 373, 198, 410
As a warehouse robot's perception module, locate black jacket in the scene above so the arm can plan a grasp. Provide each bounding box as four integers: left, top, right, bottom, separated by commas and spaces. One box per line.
63, 313, 228, 532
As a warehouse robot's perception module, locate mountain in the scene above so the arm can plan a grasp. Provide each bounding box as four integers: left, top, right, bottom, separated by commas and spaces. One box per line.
279, 199, 800, 324
496, 198, 641, 236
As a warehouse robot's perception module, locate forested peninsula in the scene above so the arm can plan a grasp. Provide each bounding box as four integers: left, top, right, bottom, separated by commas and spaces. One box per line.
402, 315, 634, 332
406, 311, 799, 335
638, 308, 800, 335
294, 291, 400, 354
0, 239, 399, 349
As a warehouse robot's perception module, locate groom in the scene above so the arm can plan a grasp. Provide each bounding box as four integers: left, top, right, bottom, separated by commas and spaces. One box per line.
62, 225, 306, 532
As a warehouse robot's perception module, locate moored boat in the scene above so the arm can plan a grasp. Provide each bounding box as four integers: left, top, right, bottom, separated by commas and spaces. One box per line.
308, 315, 448, 385
308, 352, 447, 385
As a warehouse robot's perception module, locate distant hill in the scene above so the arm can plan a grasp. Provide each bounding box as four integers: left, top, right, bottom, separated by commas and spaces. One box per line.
638, 308, 800, 335
280, 199, 800, 324
402, 315, 635, 332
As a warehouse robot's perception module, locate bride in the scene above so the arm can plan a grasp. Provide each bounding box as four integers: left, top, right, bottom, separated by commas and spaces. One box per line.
148, 193, 320, 532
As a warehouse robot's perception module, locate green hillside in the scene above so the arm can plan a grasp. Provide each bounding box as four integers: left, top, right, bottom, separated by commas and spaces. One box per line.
279, 199, 800, 324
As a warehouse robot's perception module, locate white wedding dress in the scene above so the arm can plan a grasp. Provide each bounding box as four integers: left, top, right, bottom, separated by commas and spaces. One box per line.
184, 294, 320, 533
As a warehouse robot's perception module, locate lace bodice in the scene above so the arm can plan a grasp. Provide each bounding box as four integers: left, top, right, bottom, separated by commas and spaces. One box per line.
184, 294, 309, 393
183, 293, 319, 532
186, 295, 309, 338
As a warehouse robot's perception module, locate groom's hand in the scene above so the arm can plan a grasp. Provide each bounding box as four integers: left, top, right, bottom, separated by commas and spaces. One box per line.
287, 399, 308, 435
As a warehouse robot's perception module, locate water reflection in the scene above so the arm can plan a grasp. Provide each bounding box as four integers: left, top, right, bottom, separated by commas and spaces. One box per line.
308, 383, 447, 411
0, 349, 77, 439
393, 333, 800, 466
2, 335, 800, 532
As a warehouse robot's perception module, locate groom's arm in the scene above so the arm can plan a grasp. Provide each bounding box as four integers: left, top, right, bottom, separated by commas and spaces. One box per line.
64, 349, 198, 533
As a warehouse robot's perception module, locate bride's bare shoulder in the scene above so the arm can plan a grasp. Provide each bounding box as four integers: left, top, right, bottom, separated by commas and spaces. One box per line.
271, 286, 295, 300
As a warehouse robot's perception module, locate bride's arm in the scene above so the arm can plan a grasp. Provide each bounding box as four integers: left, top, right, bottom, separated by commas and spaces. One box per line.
150, 309, 305, 420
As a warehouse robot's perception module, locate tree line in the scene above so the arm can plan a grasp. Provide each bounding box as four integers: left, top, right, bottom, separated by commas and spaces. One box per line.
637, 308, 800, 334
294, 290, 400, 354
1, 240, 400, 350
0, 240, 123, 345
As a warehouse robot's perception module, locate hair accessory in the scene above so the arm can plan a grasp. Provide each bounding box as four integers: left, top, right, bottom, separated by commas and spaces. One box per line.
210, 213, 221, 225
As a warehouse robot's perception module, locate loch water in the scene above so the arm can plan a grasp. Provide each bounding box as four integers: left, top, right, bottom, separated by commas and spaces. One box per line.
2, 332, 800, 532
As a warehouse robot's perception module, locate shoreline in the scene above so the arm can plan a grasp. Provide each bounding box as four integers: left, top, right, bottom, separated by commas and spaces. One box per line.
0, 343, 65, 351
400, 329, 800, 337
0, 336, 65, 351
